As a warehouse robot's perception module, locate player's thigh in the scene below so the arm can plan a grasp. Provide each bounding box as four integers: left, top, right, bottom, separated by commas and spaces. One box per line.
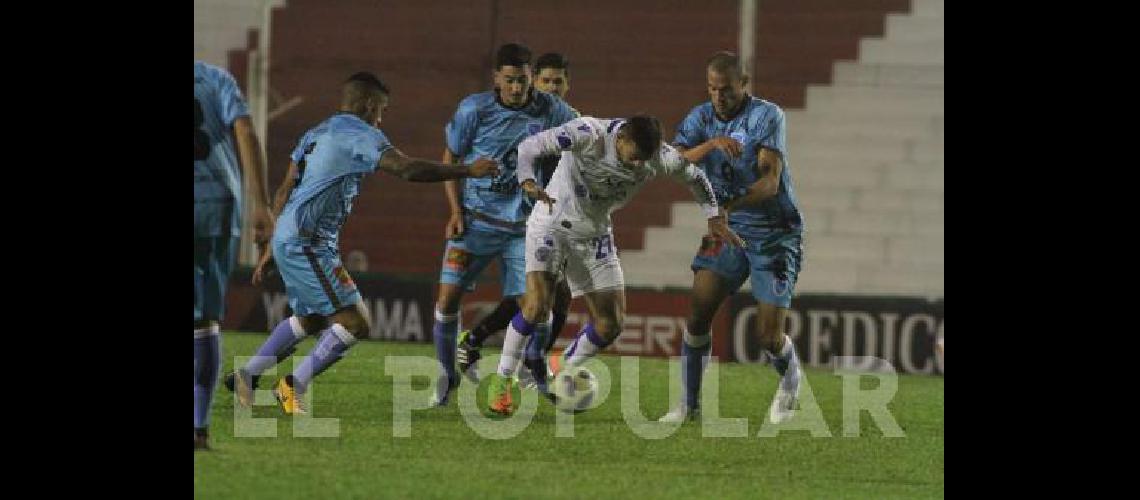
688, 269, 737, 331
499, 233, 528, 298
275, 242, 362, 317
438, 230, 498, 294
523, 229, 565, 318
563, 231, 623, 300
745, 233, 802, 310
690, 234, 749, 296
745, 233, 802, 341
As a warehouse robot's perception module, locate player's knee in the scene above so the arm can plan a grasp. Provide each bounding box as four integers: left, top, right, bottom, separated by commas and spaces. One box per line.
435, 285, 463, 315
333, 310, 370, 339
521, 294, 550, 324
300, 315, 326, 336
594, 316, 623, 341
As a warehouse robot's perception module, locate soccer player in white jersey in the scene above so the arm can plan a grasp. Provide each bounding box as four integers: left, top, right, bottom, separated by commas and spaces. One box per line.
485, 115, 743, 415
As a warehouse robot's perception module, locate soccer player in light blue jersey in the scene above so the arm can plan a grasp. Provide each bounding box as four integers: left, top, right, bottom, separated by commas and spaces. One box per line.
658, 52, 806, 425
194, 60, 274, 451
223, 72, 498, 416
430, 43, 577, 406
456, 51, 580, 392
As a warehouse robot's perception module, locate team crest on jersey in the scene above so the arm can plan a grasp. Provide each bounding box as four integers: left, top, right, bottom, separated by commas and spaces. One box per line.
574, 183, 587, 197
730, 131, 748, 146
527, 122, 543, 136
445, 248, 470, 271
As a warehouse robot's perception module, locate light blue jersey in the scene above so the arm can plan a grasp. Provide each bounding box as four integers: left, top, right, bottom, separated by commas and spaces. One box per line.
275, 113, 394, 249
271, 112, 393, 316
194, 61, 250, 237
674, 96, 803, 239
445, 90, 576, 234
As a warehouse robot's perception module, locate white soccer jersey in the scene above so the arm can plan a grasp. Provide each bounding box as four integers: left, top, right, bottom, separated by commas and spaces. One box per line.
516, 116, 719, 238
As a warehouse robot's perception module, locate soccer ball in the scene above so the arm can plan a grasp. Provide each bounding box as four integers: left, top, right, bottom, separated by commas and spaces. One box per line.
552, 366, 598, 413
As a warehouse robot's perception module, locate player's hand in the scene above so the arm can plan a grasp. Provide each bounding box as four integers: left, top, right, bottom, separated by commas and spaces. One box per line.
251, 249, 275, 286
707, 214, 745, 247
252, 205, 275, 245
469, 157, 500, 178
445, 212, 465, 239
710, 136, 743, 159
522, 179, 556, 214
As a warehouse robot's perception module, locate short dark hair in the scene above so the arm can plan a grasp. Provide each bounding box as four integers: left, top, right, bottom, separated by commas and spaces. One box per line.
344, 71, 390, 95
707, 51, 744, 79
620, 115, 663, 158
535, 52, 569, 75
495, 43, 532, 70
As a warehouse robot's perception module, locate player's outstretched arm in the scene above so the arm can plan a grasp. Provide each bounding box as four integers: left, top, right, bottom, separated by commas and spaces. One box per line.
669, 155, 744, 247
679, 137, 743, 164
271, 161, 300, 217
377, 148, 499, 182
516, 129, 570, 214
251, 160, 300, 285
233, 116, 275, 243
722, 147, 783, 212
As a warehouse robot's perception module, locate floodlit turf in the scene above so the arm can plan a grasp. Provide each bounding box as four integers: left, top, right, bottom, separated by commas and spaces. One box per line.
195, 332, 944, 499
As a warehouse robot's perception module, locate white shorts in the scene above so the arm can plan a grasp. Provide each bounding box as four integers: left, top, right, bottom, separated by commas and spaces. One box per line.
524, 225, 624, 298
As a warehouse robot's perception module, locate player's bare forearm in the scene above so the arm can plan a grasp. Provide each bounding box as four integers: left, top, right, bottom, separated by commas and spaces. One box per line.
724, 149, 783, 212
232, 117, 272, 209
403, 158, 477, 182
680, 137, 742, 164
271, 162, 299, 217
680, 141, 715, 163
378, 149, 487, 182
442, 149, 463, 215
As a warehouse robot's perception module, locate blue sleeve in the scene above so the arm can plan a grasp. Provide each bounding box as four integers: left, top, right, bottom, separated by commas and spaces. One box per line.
756, 108, 786, 156
444, 97, 479, 157
211, 66, 250, 127
673, 108, 705, 149
359, 130, 395, 172
289, 131, 312, 164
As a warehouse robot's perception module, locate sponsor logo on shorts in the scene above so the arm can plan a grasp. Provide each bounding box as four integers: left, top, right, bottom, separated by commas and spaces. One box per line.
445, 248, 470, 271
771, 276, 790, 297
698, 235, 723, 257
333, 266, 356, 288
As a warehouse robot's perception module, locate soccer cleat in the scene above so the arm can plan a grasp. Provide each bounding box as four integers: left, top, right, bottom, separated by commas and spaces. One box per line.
224, 369, 258, 407
456, 330, 482, 383
548, 348, 564, 377
516, 365, 536, 390
657, 403, 701, 423
273, 375, 308, 415
487, 374, 515, 416
768, 367, 802, 424
194, 428, 209, 451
